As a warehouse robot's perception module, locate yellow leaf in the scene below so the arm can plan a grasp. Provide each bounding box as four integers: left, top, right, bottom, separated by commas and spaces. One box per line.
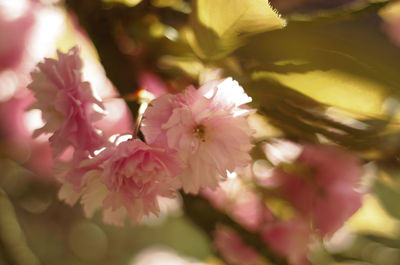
188, 0, 285, 59
159, 56, 205, 78
380, 0, 400, 23
253, 69, 388, 116
348, 195, 400, 238
196, 0, 284, 38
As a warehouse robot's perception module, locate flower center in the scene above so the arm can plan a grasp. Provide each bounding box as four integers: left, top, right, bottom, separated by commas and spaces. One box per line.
193, 124, 206, 142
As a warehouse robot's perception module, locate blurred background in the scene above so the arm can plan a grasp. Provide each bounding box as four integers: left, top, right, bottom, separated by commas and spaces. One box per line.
1, 0, 400, 265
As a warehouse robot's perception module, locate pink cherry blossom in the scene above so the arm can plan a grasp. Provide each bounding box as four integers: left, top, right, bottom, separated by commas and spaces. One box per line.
381, 1, 400, 47
0, 0, 64, 102
139, 71, 168, 97
213, 225, 261, 265
269, 142, 363, 236
262, 218, 312, 265
100, 139, 182, 224
0, 0, 34, 71
28, 46, 106, 157
59, 137, 183, 225
202, 176, 273, 231
141, 78, 254, 194
0, 95, 53, 179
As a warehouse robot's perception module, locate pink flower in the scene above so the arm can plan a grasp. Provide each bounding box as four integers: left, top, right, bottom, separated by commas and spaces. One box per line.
262, 218, 312, 265
213, 225, 261, 265
381, 1, 400, 47
202, 177, 273, 231
28, 46, 106, 157
139, 71, 168, 97
269, 142, 363, 236
0, 0, 34, 71
101, 139, 182, 224
0, 95, 53, 179
59, 137, 183, 226
141, 78, 254, 194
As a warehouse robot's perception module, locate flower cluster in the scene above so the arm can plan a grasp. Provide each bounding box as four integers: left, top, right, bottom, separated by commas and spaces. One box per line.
28, 47, 105, 157
28, 46, 254, 225
28, 46, 364, 265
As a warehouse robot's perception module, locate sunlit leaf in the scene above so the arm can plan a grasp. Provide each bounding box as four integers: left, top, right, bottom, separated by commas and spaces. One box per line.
252, 69, 387, 116
378, 0, 400, 23
187, 0, 286, 59
151, 0, 191, 13
102, 0, 142, 6
159, 56, 205, 78
348, 195, 400, 237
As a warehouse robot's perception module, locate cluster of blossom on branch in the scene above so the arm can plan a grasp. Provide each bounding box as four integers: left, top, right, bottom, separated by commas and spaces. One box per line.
28, 46, 254, 225
27, 46, 364, 265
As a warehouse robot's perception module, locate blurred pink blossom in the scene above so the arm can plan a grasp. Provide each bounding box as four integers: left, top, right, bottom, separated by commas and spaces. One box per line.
0, 1, 34, 71
202, 177, 273, 231
262, 218, 312, 265
0, 95, 53, 177
0, 0, 63, 102
139, 71, 168, 97
213, 225, 261, 265
141, 78, 254, 194
381, 1, 400, 47
28, 46, 106, 157
270, 143, 363, 236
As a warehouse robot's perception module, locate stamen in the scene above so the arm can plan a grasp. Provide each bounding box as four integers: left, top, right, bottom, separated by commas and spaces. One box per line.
193, 125, 206, 142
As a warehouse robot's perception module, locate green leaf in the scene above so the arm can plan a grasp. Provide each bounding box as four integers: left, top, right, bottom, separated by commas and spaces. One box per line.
373, 178, 400, 219
187, 0, 286, 59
